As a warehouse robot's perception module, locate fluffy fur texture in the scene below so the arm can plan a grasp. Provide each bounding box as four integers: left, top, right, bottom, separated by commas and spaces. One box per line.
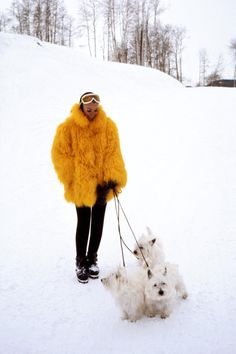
101, 228, 188, 321
101, 262, 188, 321
51, 103, 127, 207
133, 227, 165, 268
144, 263, 188, 319
101, 266, 145, 322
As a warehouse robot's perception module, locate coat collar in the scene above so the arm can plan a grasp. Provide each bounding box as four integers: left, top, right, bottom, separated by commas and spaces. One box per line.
70, 103, 107, 130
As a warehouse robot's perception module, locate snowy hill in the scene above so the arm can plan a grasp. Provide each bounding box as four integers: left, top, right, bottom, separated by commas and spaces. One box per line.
1, 32, 236, 354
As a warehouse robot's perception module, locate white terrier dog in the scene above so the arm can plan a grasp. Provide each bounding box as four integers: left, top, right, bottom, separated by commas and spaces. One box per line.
144, 263, 188, 319
133, 227, 165, 268
101, 227, 188, 321
101, 266, 145, 322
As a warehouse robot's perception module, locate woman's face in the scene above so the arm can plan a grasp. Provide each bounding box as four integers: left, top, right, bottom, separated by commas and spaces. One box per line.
83, 102, 99, 121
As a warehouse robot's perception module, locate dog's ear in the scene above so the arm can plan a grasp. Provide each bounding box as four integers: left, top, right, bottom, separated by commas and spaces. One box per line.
117, 266, 126, 278
116, 269, 123, 279
147, 269, 153, 279
163, 267, 167, 276
146, 226, 152, 236
149, 238, 156, 245
115, 266, 122, 278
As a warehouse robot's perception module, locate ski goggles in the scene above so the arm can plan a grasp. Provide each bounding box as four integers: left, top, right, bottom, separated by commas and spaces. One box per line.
81, 93, 100, 105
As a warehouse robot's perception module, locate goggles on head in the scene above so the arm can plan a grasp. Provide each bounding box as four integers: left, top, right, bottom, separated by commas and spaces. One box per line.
81, 93, 100, 105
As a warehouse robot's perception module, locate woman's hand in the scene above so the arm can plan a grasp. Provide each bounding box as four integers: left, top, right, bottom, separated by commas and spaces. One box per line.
96, 180, 117, 204
106, 180, 117, 191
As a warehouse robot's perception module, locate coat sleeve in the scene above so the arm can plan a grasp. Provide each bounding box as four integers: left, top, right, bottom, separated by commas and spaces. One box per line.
103, 119, 127, 189
51, 123, 74, 187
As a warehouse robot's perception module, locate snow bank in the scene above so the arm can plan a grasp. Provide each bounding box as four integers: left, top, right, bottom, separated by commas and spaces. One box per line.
1, 33, 236, 354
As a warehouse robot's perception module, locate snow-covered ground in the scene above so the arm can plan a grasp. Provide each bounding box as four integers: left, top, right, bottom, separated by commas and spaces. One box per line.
1, 32, 236, 354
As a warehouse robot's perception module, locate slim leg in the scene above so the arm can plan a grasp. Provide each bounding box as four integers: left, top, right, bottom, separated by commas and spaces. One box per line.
75, 206, 91, 263
87, 203, 107, 261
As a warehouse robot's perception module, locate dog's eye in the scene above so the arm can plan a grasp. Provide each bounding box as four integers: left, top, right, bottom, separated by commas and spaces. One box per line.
153, 283, 157, 287
116, 274, 119, 279
161, 282, 166, 286
139, 246, 143, 250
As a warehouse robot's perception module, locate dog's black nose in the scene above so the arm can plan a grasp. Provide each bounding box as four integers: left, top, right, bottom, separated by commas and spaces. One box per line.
134, 250, 137, 255
159, 289, 164, 296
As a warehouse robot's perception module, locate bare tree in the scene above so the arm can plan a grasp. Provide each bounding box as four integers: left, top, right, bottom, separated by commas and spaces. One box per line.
116, 0, 133, 62
3, 0, 187, 79
129, 0, 151, 66
198, 48, 209, 86
158, 24, 172, 73
5, 0, 73, 46
229, 38, 236, 87
76, 0, 186, 81
78, 0, 100, 57
22, 0, 32, 34
79, 1, 92, 55
10, 0, 24, 33
2, 0, 180, 78
172, 26, 186, 82
206, 54, 223, 85
67, 16, 74, 47
102, 0, 119, 60
0, 12, 10, 31
149, 0, 162, 68
33, 0, 43, 40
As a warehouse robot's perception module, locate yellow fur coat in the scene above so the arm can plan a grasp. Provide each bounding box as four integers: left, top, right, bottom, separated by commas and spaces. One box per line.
51, 103, 127, 207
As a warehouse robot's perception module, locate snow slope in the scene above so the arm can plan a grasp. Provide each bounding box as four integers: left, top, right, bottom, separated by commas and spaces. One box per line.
1, 32, 236, 354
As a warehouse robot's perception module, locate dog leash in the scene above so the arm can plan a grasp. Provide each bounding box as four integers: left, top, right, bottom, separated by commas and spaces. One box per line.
113, 191, 149, 268
113, 192, 126, 267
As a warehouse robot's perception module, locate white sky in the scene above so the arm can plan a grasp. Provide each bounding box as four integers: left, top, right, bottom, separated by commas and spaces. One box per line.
1, 0, 235, 84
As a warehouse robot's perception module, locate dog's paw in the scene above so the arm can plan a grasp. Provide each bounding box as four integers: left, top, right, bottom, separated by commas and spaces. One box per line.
145, 311, 156, 318
128, 318, 138, 322
121, 312, 129, 320
160, 313, 169, 319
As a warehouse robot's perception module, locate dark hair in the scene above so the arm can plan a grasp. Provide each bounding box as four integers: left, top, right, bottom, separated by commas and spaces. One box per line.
79, 91, 94, 112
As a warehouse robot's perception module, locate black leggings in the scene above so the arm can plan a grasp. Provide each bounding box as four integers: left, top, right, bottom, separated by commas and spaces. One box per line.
75, 203, 107, 261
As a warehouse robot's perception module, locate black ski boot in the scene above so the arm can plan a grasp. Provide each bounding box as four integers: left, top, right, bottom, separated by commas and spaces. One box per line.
75, 257, 89, 283
87, 253, 99, 279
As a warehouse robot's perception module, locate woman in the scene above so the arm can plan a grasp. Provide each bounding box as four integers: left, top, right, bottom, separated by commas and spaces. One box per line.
51, 92, 127, 283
